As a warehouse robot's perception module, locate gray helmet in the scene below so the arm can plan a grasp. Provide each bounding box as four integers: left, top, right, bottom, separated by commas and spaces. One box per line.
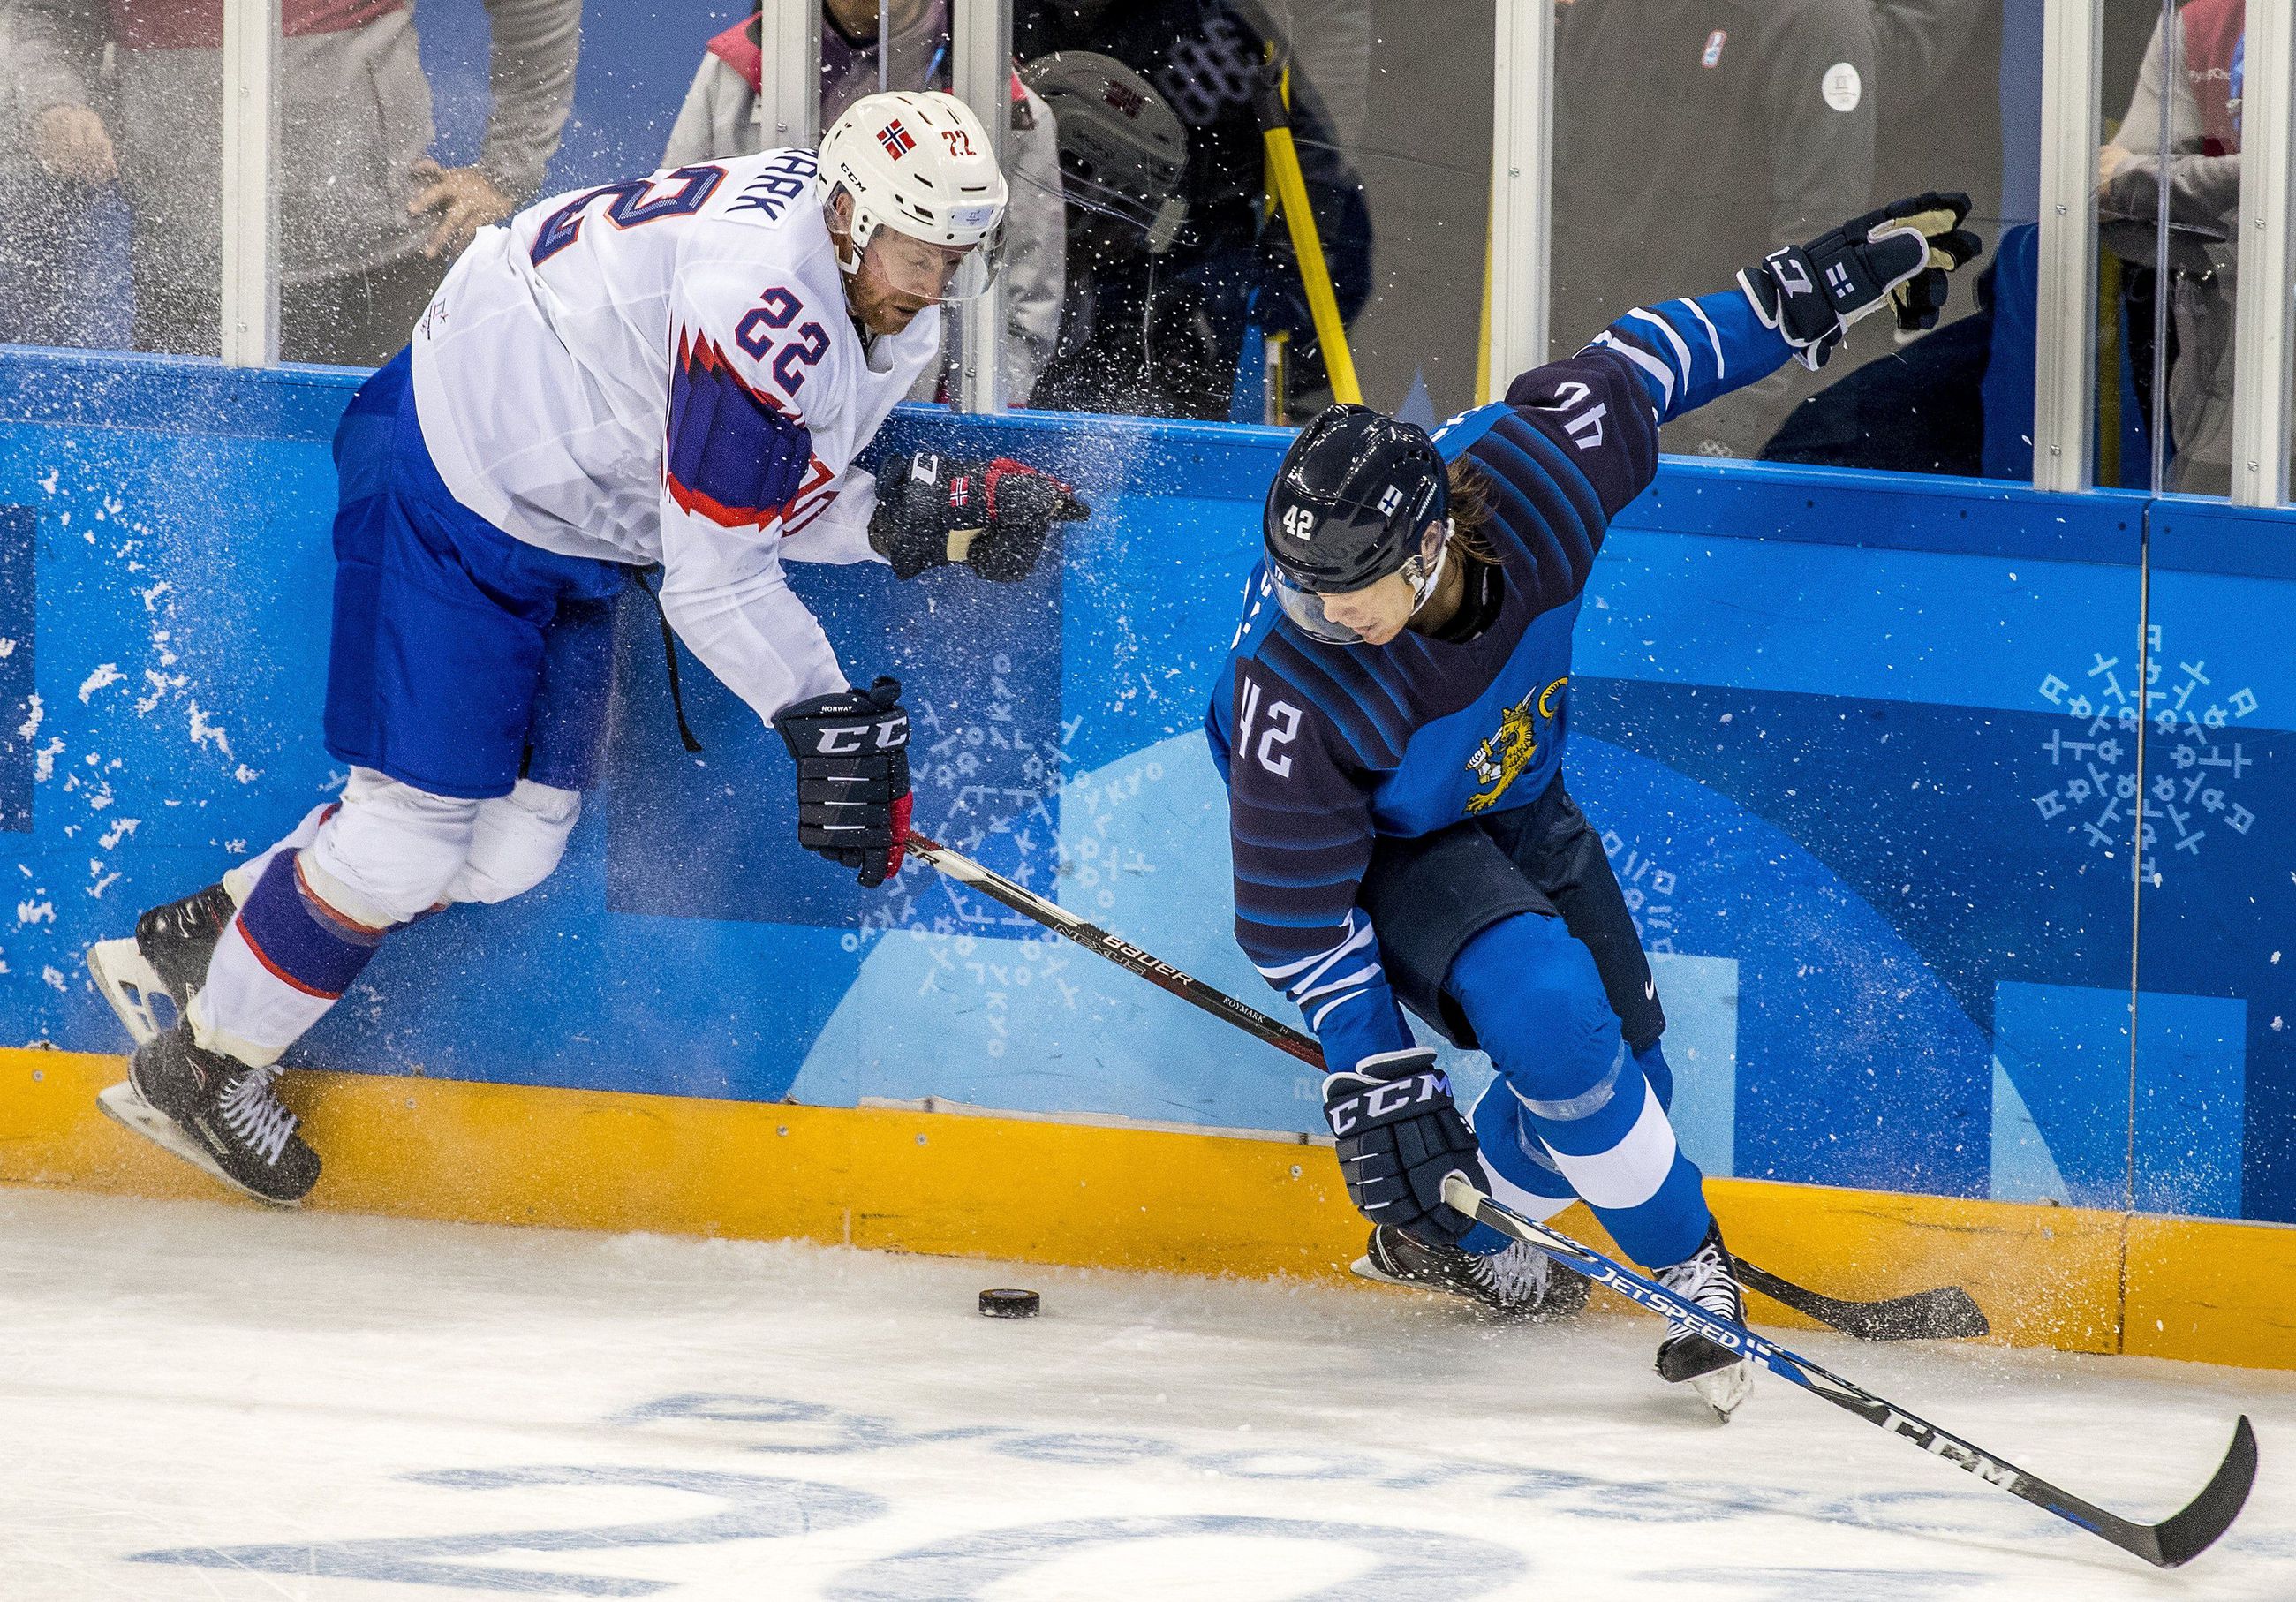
1018, 51, 1190, 254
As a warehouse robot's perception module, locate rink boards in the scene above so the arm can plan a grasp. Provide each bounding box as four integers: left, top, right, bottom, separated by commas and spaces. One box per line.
0, 346, 2291, 1370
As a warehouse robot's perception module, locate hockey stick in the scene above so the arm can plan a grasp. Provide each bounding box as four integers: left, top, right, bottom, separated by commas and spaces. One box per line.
1734, 1259, 1985, 1342
1446, 1177, 2255, 1569
906, 831, 1984, 1341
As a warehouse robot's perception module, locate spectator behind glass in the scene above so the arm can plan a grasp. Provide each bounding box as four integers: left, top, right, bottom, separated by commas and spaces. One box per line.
1014, 0, 1371, 421
2098, 0, 2248, 496
1018, 51, 1200, 416
2, 0, 133, 347
14, 0, 579, 366
1552, 0, 1878, 458
662, 0, 1066, 406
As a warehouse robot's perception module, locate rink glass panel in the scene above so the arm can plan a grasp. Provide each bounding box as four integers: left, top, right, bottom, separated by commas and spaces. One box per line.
0, 2, 194, 355
1549, 0, 2026, 480
1012, 0, 1493, 428
2093, 0, 2234, 498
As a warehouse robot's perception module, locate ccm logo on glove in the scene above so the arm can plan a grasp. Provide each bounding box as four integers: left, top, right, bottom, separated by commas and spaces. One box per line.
773, 676, 912, 888
1322, 1048, 1487, 1247
802, 717, 909, 756
1325, 1068, 1452, 1136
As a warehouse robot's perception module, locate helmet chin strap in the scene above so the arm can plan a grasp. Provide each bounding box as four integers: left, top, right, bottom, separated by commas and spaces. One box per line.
827, 185, 872, 281
1403, 519, 1455, 619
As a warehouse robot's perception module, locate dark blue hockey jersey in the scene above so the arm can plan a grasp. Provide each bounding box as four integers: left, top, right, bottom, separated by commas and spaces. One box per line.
1207, 291, 1794, 1073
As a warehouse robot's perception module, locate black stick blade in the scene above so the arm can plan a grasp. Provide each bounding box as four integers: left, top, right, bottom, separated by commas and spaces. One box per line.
1738, 1259, 1990, 1341
2145, 1416, 2258, 1569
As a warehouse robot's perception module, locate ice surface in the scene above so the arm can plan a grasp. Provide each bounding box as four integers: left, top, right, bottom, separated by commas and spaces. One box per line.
1, 1183, 2290, 1600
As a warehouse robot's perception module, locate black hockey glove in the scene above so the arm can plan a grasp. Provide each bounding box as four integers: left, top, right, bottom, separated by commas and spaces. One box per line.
772, 676, 911, 889
1324, 1048, 1487, 1248
869, 451, 1090, 583
1739, 192, 1984, 370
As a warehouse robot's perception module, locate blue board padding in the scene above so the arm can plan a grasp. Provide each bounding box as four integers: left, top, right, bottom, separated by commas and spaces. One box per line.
2, 346, 2293, 1223
1646, 953, 1737, 1179
1991, 981, 2247, 1219
604, 544, 1065, 931
1990, 981, 2134, 1209
2131, 989, 2247, 1219
1580, 531, 2149, 722
0, 506, 30, 832
1990, 1054, 2073, 1204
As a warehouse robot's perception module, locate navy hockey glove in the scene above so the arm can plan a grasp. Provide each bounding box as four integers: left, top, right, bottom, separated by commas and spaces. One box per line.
869, 451, 1090, 582
773, 676, 911, 888
1740, 192, 1984, 370
1324, 1049, 1487, 1248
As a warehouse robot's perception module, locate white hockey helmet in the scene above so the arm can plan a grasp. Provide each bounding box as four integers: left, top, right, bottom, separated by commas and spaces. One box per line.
818, 89, 1008, 303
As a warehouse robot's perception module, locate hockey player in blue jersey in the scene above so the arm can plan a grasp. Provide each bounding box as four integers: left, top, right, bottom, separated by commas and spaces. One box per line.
1209, 194, 1982, 1417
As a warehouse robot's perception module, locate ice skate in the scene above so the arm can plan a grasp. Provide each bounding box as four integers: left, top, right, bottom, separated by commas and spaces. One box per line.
1354, 1225, 1590, 1321
87, 883, 237, 1046
99, 1025, 320, 1207
1653, 1221, 1753, 1421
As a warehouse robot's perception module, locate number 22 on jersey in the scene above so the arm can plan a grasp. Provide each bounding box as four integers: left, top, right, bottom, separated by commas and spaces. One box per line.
529, 165, 728, 267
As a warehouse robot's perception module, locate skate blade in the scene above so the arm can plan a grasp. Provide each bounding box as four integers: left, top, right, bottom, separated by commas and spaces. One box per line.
1691, 1360, 1752, 1424
87, 939, 170, 1046
1350, 1253, 1416, 1289
95, 1082, 305, 1210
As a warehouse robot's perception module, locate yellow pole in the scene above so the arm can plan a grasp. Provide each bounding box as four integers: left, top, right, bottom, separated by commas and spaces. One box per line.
1258, 64, 1363, 406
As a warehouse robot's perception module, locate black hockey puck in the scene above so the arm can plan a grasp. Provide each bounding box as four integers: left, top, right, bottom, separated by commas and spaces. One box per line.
979, 1288, 1041, 1319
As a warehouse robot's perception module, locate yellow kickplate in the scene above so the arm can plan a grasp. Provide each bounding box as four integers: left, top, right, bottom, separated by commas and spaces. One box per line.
2, 1046, 2285, 1370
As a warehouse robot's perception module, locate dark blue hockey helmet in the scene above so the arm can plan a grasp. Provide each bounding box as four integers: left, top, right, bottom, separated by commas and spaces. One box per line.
1263, 404, 1451, 641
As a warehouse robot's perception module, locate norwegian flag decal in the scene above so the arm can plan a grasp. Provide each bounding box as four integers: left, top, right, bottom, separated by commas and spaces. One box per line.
878, 120, 916, 159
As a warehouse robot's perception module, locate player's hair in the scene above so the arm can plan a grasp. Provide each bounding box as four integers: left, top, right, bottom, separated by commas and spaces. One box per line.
1446, 458, 1501, 567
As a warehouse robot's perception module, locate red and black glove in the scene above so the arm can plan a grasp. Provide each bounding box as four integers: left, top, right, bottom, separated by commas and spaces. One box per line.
869, 451, 1091, 582
772, 676, 910, 888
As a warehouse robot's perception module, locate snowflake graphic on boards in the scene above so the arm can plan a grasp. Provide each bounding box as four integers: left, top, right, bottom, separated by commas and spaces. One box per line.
2033, 626, 2259, 877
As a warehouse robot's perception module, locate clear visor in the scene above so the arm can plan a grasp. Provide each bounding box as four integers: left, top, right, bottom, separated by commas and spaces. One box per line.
1272, 571, 1374, 644
864, 219, 1005, 305
1271, 538, 1451, 646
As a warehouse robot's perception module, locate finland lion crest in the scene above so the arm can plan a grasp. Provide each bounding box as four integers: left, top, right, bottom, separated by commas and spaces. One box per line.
1465, 676, 1567, 813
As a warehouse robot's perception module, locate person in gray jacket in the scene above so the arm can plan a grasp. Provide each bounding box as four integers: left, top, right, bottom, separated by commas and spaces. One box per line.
663, 0, 1065, 405
2098, 1, 2250, 497
15, 0, 579, 366
1, 0, 132, 346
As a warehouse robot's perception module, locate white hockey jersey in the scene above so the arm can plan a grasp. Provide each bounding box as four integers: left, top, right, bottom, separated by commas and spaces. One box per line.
411, 147, 940, 725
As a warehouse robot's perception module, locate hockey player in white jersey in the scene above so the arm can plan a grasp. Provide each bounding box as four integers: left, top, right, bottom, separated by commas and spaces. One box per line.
86, 89, 1087, 1206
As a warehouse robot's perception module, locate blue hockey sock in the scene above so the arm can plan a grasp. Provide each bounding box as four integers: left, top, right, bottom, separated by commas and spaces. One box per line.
1635, 1038, 1674, 1112
1447, 913, 1711, 1269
